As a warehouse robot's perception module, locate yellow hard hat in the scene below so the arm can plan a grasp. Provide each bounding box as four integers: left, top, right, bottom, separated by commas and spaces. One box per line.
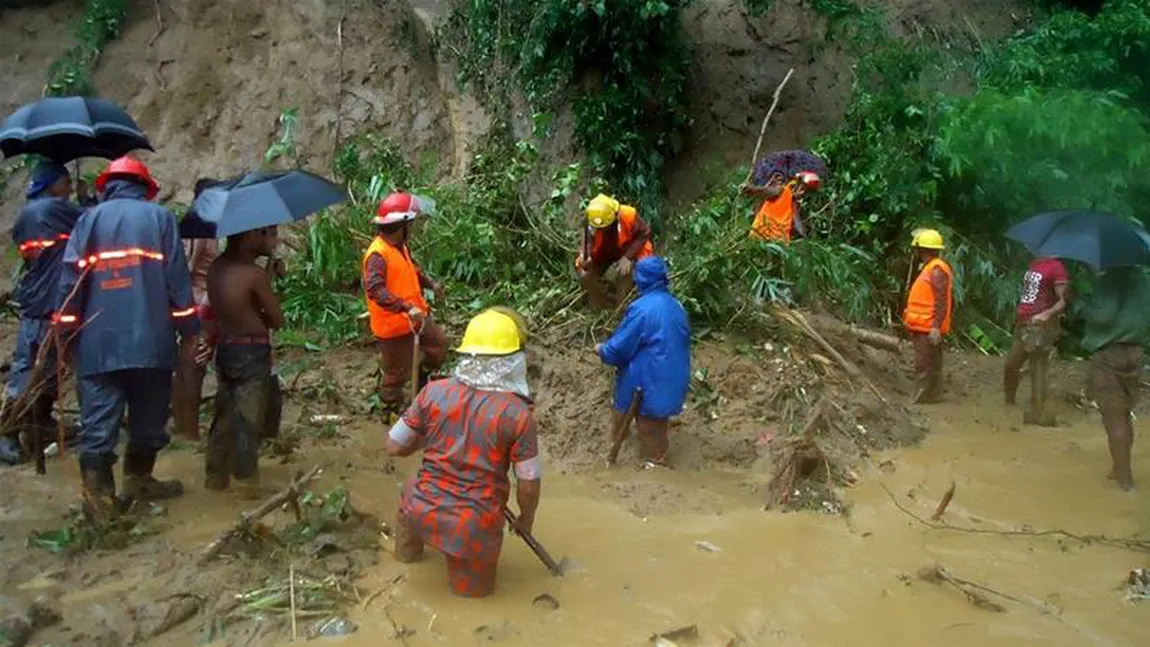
585, 194, 620, 229
911, 228, 945, 250
484, 306, 528, 346
456, 309, 522, 356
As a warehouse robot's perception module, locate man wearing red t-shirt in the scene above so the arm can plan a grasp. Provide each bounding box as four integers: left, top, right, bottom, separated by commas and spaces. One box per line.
1003, 256, 1070, 425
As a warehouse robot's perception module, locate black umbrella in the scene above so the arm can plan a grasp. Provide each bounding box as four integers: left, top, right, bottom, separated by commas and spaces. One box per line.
0, 97, 153, 162
1006, 210, 1150, 269
751, 149, 828, 186
180, 169, 348, 239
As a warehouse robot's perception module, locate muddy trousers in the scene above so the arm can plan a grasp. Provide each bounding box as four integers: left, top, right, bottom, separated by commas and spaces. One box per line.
393, 509, 499, 598
1, 319, 59, 464
1089, 343, 1143, 490
377, 322, 448, 414
77, 368, 176, 511
205, 344, 282, 489
910, 332, 944, 404
1003, 322, 1059, 424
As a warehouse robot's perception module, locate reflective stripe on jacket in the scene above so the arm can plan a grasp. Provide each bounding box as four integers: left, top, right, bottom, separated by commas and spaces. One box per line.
903, 257, 953, 334
363, 236, 427, 339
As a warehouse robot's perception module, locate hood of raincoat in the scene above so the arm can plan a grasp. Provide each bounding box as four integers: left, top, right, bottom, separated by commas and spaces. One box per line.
454, 351, 530, 399
26, 161, 68, 199
101, 177, 151, 202
633, 256, 669, 294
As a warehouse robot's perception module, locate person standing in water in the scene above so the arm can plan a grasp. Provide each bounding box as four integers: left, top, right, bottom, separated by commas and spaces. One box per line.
1003, 256, 1070, 425
204, 225, 285, 493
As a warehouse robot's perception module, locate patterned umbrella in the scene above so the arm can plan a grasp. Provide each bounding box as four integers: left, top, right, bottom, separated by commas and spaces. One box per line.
751, 149, 828, 186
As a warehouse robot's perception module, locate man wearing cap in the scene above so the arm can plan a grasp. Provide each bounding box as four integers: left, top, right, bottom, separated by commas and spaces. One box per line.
386, 307, 540, 598
57, 156, 198, 517
362, 192, 447, 421
577, 193, 653, 310
902, 228, 953, 404
1, 161, 90, 465
745, 171, 820, 242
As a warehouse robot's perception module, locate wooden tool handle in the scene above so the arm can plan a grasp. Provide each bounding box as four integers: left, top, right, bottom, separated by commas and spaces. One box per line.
504, 508, 564, 577
607, 388, 643, 465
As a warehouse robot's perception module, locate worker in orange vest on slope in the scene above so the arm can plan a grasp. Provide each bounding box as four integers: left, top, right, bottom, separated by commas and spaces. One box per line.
902, 229, 953, 404
575, 194, 654, 309
744, 171, 820, 242
362, 192, 448, 421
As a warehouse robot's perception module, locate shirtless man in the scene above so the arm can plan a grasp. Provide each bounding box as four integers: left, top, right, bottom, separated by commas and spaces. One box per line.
204, 226, 284, 492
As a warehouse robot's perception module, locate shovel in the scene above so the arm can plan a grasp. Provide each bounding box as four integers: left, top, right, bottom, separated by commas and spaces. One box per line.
504, 508, 566, 577
409, 317, 424, 403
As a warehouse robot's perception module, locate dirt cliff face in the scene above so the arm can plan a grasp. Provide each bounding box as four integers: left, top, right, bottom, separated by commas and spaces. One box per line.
0, 0, 1025, 265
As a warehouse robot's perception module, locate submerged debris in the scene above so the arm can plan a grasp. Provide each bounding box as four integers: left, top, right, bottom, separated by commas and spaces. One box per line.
1125, 568, 1150, 603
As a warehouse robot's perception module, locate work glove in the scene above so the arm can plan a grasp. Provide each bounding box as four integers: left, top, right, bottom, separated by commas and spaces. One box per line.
615, 257, 634, 277
928, 327, 941, 346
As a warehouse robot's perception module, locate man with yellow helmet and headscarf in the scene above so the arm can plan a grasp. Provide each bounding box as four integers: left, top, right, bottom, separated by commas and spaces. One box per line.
902, 228, 953, 404
576, 193, 653, 309
385, 307, 540, 598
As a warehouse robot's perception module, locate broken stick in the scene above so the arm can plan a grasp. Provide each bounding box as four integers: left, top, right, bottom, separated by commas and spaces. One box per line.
931, 482, 956, 521
199, 465, 322, 563
744, 67, 796, 186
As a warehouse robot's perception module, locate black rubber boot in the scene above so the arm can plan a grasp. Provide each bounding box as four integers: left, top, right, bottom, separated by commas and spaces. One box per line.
121, 449, 184, 503
79, 454, 117, 520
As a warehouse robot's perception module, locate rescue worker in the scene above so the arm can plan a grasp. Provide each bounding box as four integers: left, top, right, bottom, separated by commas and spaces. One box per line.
171, 178, 224, 441
902, 229, 953, 404
1, 161, 87, 465
362, 192, 447, 421
56, 156, 199, 517
1003, 256, 1070, 425
744, 171, 820, 242
1077, 267, 1150, 491
576, 193, 653, 310
386, 308, 541, 598
204, 225, 284, 493
595, 257, 691, 466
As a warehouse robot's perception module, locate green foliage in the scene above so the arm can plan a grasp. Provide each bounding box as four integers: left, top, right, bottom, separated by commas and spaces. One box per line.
46, 0, 129, 96
446, 0, 694, 229
743, 0, 772, 16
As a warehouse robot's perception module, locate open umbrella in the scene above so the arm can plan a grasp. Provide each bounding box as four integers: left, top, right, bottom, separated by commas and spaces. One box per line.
1006, 210, 1150, 269
180, 169, 348, 239
0, 97, 152, 162
751, 149, 828, 186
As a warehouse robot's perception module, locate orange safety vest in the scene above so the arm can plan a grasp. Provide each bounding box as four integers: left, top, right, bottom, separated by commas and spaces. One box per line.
582, 205, 654, 266
903, 257, 954, 334
363, 236, 428, 340
750, 184, 796, 242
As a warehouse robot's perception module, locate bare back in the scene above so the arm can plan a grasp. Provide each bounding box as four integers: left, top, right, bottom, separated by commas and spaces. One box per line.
207, 256, 283, 338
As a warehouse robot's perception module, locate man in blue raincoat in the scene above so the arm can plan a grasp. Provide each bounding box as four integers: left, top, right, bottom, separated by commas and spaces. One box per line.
1, 161, 89, 465
595, 256, 691, 466
56, 156, 199, 516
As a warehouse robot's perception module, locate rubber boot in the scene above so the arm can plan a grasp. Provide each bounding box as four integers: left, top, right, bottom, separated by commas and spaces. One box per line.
120, 449, 184, 503
79, 454, 117, 520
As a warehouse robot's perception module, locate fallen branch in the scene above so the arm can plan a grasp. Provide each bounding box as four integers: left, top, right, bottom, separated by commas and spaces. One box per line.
771, 308, 889, 404
917, 563, 1060, 616
881, 483, 1150, 553
931, 482, 956, 521
199, 465, 322, 563
743, 68, 796, 186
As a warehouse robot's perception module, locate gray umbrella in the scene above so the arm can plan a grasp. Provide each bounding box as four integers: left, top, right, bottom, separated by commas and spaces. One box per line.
180, 169, 348, 239
0, 96, 152, 162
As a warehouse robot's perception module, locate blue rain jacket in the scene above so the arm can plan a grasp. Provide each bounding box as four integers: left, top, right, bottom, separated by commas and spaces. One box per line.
57, 179, 200, 377
12, 197, 84, 319
597, 256, 691, 419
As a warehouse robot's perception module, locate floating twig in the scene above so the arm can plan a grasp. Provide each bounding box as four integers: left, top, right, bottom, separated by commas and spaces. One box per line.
931, 482, 956, 521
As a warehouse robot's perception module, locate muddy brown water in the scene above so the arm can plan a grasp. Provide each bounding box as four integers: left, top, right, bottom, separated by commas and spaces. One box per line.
2, 355, 1147, 646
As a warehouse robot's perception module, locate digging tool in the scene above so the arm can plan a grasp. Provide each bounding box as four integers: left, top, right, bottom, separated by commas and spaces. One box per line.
504, 508, 564, 577
409, 317, 424, 403
607, 388, 643, 466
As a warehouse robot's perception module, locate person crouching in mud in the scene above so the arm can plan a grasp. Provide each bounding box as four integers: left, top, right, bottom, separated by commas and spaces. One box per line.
204, 226, 285, 494
386, 308, 540, 598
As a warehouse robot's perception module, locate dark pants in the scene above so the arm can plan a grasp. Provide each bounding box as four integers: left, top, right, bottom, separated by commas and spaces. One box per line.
206, 344, 282, 487
911, 332, 944, 403
78, 368, 172, 458
378, 321, 448, 411
1088, 342, 1143, 490
5, 318, 57, 401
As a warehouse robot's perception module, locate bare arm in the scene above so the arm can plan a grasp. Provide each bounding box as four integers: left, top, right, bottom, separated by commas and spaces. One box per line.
622, 214, 652, 260
929, 266, 950, 330
1034, 282, 1069, 322
252, 266, 286, 330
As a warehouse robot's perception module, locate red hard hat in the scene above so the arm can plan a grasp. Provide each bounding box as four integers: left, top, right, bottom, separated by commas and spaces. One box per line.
373, 191, 435, 226
96, 156, 160, 200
